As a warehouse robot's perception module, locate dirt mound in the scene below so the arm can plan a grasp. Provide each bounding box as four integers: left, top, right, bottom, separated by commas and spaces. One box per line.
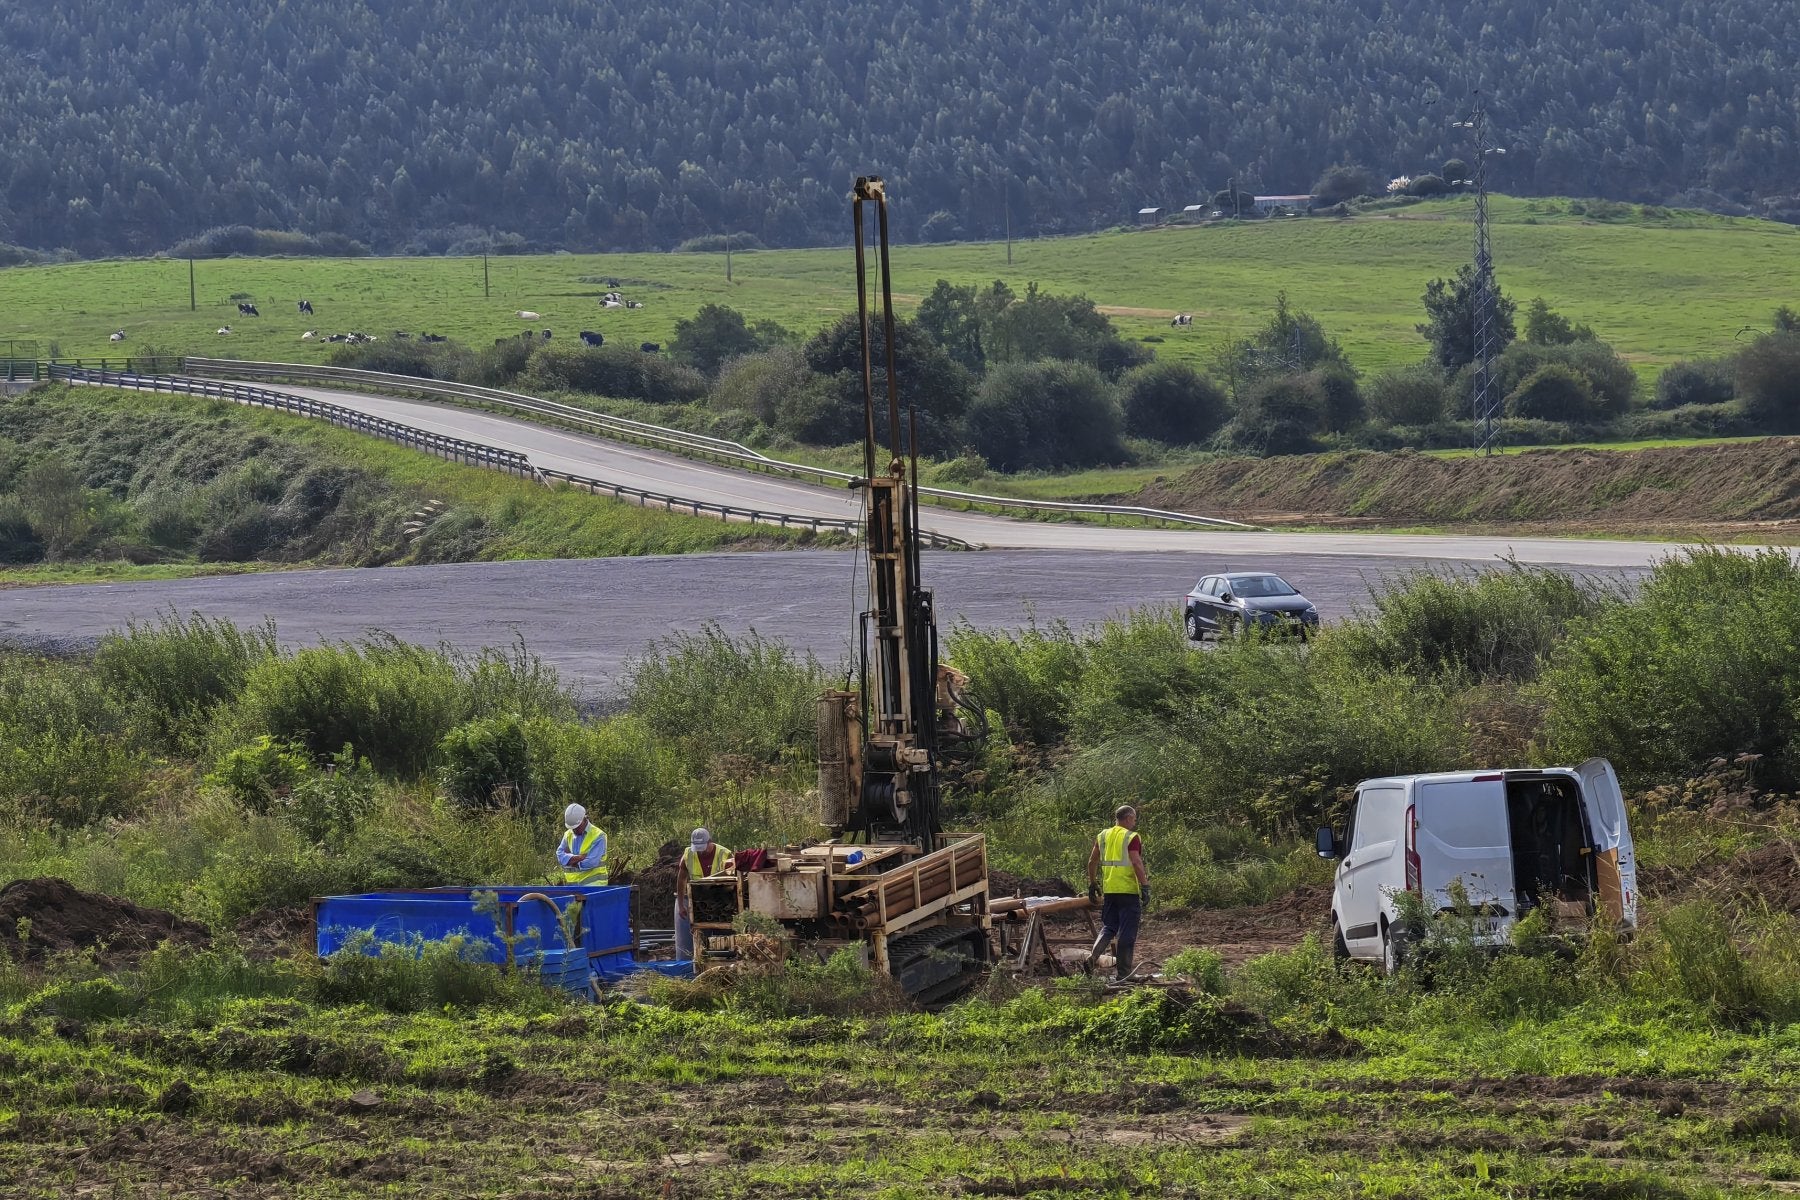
0, 877, 210, 969
1643, 838, 1800, 914
1141, 884, 1331, 968
234, 905, 314, 960
611, 840, 684, 930
1129, 440, 1800, 530
987, 870, 1076, 900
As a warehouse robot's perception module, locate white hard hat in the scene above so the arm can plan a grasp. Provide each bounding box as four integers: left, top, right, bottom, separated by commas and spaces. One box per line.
564, 804, 586, 830
690, 827, 712, 850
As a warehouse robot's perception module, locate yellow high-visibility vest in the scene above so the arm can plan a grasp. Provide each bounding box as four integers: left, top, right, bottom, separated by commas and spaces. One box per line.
560, 825, 609, 885
684, 844, 733, 880
1097, 825, 1141, 895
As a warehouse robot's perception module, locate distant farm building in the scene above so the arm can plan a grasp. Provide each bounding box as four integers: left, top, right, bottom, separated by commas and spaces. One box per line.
1136, 207, 1162, 224
1254, 194, 1312, 214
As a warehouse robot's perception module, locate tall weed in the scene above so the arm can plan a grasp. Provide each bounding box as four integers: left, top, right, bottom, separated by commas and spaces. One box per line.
93, 611, 277, 750
626, 624, 828, 765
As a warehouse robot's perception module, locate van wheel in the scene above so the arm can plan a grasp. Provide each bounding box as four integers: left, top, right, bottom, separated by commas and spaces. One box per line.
1380, 924, 1411, 976
1331, 919, 1349, 962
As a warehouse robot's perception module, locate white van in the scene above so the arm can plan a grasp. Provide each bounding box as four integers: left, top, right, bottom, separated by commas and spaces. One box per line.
1316, 759, 1637, 973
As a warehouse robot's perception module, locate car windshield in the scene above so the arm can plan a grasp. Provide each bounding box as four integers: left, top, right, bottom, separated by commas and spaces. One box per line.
1230, 575, 1297, 598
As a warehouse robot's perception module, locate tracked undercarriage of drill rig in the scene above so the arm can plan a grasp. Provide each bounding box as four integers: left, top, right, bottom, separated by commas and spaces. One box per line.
685, 177, 992, 1002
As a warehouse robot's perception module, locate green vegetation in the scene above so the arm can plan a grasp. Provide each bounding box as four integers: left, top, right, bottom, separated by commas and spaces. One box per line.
4, 0, 1798, 260
0, 385, 798, 578
7, 555, 1800, 1193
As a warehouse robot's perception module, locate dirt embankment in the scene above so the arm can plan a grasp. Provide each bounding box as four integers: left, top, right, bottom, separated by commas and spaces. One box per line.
0, 878, 210, 969
1130, 440, 1800, 531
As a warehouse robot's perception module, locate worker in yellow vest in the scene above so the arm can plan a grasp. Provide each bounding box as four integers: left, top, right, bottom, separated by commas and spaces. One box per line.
674, 827, 734, 961
1084, 804, 1150, 982
557, 804, 609, 885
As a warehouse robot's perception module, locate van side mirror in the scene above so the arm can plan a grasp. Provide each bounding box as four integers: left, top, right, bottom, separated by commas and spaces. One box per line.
1315, 827, 1340, 859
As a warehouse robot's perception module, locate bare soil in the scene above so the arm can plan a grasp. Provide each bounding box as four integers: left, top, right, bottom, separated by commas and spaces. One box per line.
1138, 885, 1330, 968
1129, 439, 1800, 531
0, 877, 209, 969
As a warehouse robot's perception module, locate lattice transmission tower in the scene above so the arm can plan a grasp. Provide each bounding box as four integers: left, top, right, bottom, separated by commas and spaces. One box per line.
1455, 96, 1505, 455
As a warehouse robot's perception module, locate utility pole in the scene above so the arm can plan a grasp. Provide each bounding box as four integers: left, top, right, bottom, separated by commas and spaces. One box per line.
188, 258, 196, 311
483, 253, 490, 299
1455, 95, 1505, 456
726, 233, 733, 282
1004, 181, 1013, 265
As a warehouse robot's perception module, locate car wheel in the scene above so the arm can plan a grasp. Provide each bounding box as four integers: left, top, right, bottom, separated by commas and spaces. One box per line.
1184, 612, 1203, 641
1380, 923, 1411, 976
1331, 918, 1349, 963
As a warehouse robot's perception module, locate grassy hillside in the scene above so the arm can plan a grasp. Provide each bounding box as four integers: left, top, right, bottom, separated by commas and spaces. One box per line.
5, 198, 1795, 382
0, 386, 797, 583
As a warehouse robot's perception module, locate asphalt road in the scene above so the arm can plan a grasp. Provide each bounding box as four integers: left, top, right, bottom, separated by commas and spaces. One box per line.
228, 382, 1698, 566
0, 550, 1641, 694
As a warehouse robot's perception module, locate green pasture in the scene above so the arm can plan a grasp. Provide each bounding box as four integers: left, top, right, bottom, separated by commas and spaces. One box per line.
2, 196, 1794, 380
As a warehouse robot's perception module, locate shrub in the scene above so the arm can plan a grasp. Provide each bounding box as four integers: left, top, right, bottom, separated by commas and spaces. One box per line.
1541, 548, 1800, 786
1120, 361, 1229, 445
711, 345, 810, 424
526, 714, 683, 821
675, 232, 765, 253
1494, 340, 1636, 416
669, 304, 787, 378
206, 735, 312, 812
1736, 332, 1800, 430
626, 624, 827, 765
1653, 358, 1735, 409
0, 496, 44, 563
1365, 363, 1447, 425
281, 745, 380, 844
1505, 362, 1598, 421
1221, 372, 1326, 456
94, 613, 278, 749
310, 933, 557, 1013
966, 360, 1126, 471
946, 619, 1089, 746
0, 656, 151, 825
439, 714, 537, 812
231, 636, 468, 776
524, 344, 708, 405
1406, 174, 1450, 197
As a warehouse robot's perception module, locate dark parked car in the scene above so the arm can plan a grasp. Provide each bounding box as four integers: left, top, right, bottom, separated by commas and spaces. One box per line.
1183, 571, 1320, 640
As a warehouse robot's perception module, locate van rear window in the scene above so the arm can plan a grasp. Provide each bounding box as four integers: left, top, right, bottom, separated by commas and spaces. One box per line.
1417, 780, 1509, 849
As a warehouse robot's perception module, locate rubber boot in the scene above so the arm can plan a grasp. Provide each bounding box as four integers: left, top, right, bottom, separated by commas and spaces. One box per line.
1113, 947, 1135, 984
1084, 930, 1114, 976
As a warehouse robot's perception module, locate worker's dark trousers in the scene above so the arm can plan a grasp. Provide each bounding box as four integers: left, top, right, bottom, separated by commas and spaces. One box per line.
1090, 893, 1142, 978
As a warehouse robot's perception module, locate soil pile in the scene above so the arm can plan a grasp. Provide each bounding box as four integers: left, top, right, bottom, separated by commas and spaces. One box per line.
1644, 838, 1800, 914
611, 840, 684, 930
0, 877, 210, 968
234, 906, 315, 960
1129, 440, 1800, 530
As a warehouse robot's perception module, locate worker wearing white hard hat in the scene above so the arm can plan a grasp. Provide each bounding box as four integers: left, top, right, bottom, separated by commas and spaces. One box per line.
673, 827, 733, 962
556, 804, 609, 885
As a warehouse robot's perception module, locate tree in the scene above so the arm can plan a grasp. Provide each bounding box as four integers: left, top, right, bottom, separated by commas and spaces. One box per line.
711, 345, 811, 424
1775, 305, 1800, 334
983, 283, 1145, 377
1406, 174, 1450, 197
1653, 358, 1734, 409
1418, 265, 1518, 371
1442, 158, 1471, 186
1311, 164, 1375, 207
1221, 373, 1327, 456
1736, 332, 1800, 430
915, 279, 985, 373
1210, 187, 1259, 219
801, 314, 973, 453
17, 458, 90, 558
1365, 363, 1447, 425
669, 304, 786, 377
1120, 362, 1230, 444
1523, 297, 1596, 345
1505, 363, 1598, 421
964, 361, 1125, 471
1219, 292, 1352, 395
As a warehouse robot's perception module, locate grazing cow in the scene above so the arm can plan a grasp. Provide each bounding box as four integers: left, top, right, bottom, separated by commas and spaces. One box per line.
605, 278, 621, 288
217, 326, 232, 335
298, 300, 313, 315
579, 330, 604, 347
625, 300, 643, 310
1169, 313, 1193, 327
328, 333, 349, 343
394, 331, 412, 339
422, 333, 447, 343
109, 330, 126, 342
542, 329, 553, 340
236, 302, 260, 317
602, 298, 624, 309
515, 310, 540, 320
301, 330, 317, 340
640, 342, 660, 353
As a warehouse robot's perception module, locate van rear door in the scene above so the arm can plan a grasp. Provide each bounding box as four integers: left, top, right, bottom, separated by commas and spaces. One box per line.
1575, 758, 1638, 927
1415, 777, 1514, 912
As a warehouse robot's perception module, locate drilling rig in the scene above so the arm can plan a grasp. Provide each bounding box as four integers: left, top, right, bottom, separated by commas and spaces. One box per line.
685, 177, 992, 1000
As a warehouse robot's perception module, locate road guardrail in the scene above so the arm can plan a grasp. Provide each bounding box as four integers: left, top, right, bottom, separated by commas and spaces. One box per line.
52, 365, 976, 548
176, 358, 1254, 531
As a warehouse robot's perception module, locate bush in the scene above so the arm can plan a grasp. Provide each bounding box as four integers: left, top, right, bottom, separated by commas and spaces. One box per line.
1736, 332, 1800, 430
1542, 548, 1800, 786
1365, 363, 1447, 426
231, 637, 468, 776
94, 613, 278, 749
711, 345, 809, 424
1505, 362, 1598, 421
965, 360, 1127, 471
282, 745, 380, 844
0, 656, 151, 825
311, 933, 557, 1013
1221, 372, 1326, 456
1653, 358, 1735, 409
1406, 174, 1450, 197
166, 226, 370, 258
0, 496, 45, 563
675, 233, 765, 253
946, 619, 1089, 746
669, 304, 787, 378
1333, 565, 1612, 683
1119, 361, 1229, 445
524, 344, 708, 405
439, 714, 537, 812
526, 714, 682, 822
206, 734, 312, 812
626, 624, 827, 765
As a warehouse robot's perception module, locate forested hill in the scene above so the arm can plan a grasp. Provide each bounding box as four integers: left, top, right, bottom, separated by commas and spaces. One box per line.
2, 0, 1796, 258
